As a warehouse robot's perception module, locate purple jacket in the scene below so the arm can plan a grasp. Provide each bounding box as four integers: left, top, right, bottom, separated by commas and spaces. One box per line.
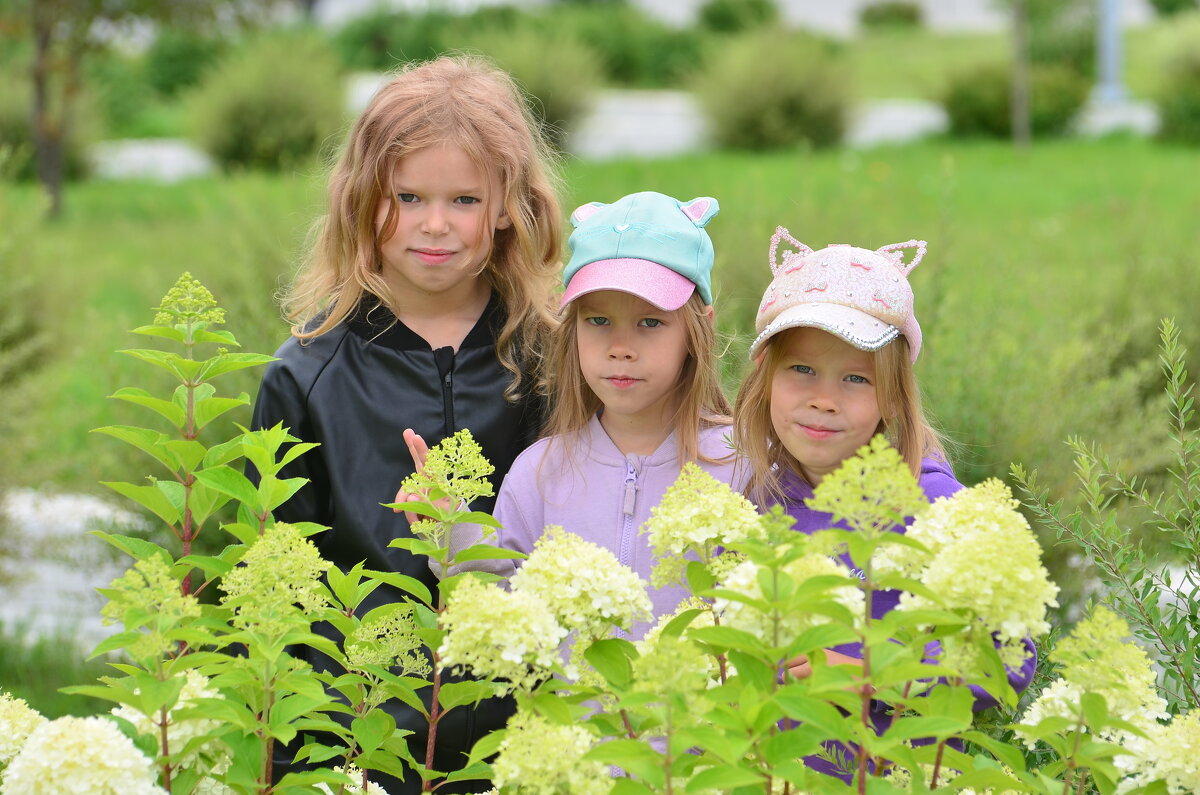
490, 414, 744, 638
776, 459, 1037, 780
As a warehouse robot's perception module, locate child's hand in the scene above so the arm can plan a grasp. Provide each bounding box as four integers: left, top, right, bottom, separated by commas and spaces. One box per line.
786, 649, 871, 693
392, 428, 448, 524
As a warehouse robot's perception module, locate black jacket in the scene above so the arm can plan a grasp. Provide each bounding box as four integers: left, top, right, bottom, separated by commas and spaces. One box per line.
251, 294, 543, 792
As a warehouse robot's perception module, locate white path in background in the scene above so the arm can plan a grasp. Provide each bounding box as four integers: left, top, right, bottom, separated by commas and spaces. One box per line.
0, 490, 143, 650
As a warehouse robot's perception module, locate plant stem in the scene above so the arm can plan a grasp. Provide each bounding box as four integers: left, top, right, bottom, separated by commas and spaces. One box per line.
929, 739, 947, 788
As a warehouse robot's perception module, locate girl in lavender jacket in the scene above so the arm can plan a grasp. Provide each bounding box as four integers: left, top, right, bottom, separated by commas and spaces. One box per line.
733, 227, 1036, 781
402, 191, 742, 639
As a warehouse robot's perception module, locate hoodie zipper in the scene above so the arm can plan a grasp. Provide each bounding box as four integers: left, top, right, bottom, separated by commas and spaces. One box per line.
434, 346, 455, 434
619, 457, 639, 568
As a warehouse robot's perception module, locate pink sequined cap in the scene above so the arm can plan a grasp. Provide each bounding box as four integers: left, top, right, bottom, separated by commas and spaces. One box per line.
749, 227, 927, 362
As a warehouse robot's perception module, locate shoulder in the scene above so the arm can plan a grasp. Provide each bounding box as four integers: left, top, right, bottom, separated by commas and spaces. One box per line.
260, 326, 352, 391
919, 457, 964, 501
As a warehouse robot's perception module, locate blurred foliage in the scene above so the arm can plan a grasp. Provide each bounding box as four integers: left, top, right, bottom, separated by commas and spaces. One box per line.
695, 30, 848, 150
187, 30, 346, 171
0, 63, 98, 181
1147, 0, 1198, 16
461, 28, 602, 150
942, 62, 1089, 138
859, 1, 923, 30
1028, 0, 1096, 80
0, 622, 112, 718
1158, 45, 1200, 144
696, 0, 779, 34
144, 27, 225, 98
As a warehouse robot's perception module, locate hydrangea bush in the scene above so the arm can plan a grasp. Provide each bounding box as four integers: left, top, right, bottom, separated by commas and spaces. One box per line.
0, 276, 1195, 795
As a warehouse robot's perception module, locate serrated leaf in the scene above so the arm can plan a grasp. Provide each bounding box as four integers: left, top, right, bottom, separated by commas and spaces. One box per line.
193, 394, 250, 431
100, 481, 182, 527
197, 353, 276, 380
92, 425, 179, 472
194, 465, 260, 507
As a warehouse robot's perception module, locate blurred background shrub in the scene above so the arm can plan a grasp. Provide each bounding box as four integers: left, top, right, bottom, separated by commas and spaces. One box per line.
144, 28, 225, 98
0, 66, 98, 182
942, 63, 1088, 138
461, 30, 602, 150
859, 1, 923, 30
187, 31, 345, 171
696, 0, 779, 34
695, 30, 848, 150
1157, 47, 1200, 143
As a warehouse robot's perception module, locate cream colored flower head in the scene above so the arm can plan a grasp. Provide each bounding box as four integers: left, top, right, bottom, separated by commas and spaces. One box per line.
714, 554, 865, 644
1115, 710, 1200, 795
492, 709, 608, 795
0, 692, 46, 766
439, 576, 566, 692
511, 526, 651, 639
0, 716, 166, 794
100, 553, 201, 662
887, 479, 1057, 670
397, 428, 495, 515
220, 522, 332, 633
316, 764, 392, 794
641, 462, 764, 588
805, 435, 928, 539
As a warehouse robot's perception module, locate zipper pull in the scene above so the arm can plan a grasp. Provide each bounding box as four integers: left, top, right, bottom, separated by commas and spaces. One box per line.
622, 460, 638, 515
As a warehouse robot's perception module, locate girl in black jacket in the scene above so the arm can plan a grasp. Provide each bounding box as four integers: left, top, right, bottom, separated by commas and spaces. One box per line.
251, 55, 563, 793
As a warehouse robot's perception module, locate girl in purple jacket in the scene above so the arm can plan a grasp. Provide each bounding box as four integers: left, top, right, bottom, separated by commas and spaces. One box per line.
733, 228, 1035, 780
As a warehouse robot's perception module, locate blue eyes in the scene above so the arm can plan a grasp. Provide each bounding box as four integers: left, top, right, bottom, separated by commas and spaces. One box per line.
395, 194, 481, 204
788, 365, 870, 384
584, 317, 664, 327
639, 318, 662, 328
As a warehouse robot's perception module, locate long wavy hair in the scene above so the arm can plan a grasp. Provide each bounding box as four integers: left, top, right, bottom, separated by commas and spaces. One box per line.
734, 331, 948, 504
282, 55, 562, 399
541, 292, 734, 466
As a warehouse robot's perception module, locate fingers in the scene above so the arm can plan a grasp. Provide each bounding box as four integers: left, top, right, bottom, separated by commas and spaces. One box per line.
403, 428, 429, 472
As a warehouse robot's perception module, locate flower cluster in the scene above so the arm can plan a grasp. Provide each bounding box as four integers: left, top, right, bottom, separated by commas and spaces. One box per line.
316, 764, 392, 794
153, 272, 225, 327
642, 462, 763, 588
491, 709, 608, 795
99, 553, 201, 663
111, 669, 229, 780
438, 576, 566, 692
715, 555, 864, 645
1117, 710, 1200, 794
398, 428, 495, 513
884, 480, 1057, 671
1018, 607, 1168, 746
220, 522, 332, 634
0, 693, 46, 766
346, 604, 429, 681
511, 526, 651, 639
805, 435, 928, 539
0, 715, 166, 794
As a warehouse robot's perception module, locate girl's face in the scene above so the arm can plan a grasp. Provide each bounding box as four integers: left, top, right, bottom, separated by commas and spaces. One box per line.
375, 143, 510, 305
574, 290, 691, 437
768, 327, 882, 485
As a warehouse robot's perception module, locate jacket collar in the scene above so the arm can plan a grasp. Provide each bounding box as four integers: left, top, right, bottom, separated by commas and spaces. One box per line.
584, 412, 681, 467
346, 293, 504, 351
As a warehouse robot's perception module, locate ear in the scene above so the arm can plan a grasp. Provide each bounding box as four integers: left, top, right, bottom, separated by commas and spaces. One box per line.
495, 207, 512, 231
679, 196, 719, 227
875, 240, 927, 275
570, 201, 606, 227
703, 304, 715, 324
768, 226, 814, 275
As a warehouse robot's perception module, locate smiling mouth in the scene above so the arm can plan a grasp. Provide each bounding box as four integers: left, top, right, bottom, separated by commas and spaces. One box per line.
606, 376, 641, 389
799, 423, 839, 439
412, 248, 455, 264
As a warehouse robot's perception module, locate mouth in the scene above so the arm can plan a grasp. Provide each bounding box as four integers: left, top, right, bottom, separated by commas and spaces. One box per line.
412, 248, 456, 265
798, 423, 839, 439
606, 376, 642, 389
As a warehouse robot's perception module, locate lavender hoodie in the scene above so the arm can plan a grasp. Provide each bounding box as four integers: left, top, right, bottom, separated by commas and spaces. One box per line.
488, 414, 743, 639
776, 459, 1037, 780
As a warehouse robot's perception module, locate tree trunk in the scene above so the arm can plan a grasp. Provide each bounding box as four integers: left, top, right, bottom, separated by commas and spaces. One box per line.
31, 2, 64, 218
1011, 0, 1032, 149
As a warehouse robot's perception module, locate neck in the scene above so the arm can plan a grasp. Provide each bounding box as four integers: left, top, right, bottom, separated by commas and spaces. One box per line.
389, 279, 491, 351
597, 402, 679, 457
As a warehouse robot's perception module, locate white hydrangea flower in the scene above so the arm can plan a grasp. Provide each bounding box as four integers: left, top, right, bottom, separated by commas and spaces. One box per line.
0, 692, 46, 766
492, 709, 608, 795
438, 576, 566, 692
1017, 608, 1168, 749
1116, 710, 1200, 795
0, 715, 166, 794
641, 463, 764, 588
714, 555, 864, 644
111, 669, 229, 782
511, 526, 651, 639
315, 764, 391, 794
887, 480, 1057, 669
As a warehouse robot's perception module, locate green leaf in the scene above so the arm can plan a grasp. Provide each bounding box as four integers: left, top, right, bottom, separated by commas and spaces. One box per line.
130, 324, 186, 342
584, 638, 636, 690
364, 570, 433, 606
192, 328, 241, 346
351, 709, 395, 755
197, 352, 276, 380
90, 529, 170, 562
1081, 690, 1108, 729
194, 465, 260, 508
438, 680, 497, 712
884, 715, 969, 742
685, 764, 763, 791
92, 425, 180, 472
464, 728, 505, 767
452, 543, 525, 563
686, 560, 716, 594
193, 394, 250, 431
583, 739, 664, 787
529, 691, 573, 725
109, 386, 188, 427
689, 625, 764, 654
100, 481, 182, 527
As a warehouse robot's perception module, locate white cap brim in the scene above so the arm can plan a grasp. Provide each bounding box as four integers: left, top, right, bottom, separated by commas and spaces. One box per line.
749, 303, 900, 360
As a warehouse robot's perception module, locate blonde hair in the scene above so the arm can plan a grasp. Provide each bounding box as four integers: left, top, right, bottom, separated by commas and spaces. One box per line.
734, 331, 947, 504
542, 292, 733, 466
282, 55, 562, 399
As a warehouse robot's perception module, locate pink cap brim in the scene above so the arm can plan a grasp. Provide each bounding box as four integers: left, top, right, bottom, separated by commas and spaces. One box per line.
561, 259, 697, 311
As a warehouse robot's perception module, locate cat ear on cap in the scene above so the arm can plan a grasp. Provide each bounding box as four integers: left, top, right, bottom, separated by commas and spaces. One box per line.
678, 196, 719, 227
875, 240, 928, 276
570, 202, 606, 227
767, 226, 814, 276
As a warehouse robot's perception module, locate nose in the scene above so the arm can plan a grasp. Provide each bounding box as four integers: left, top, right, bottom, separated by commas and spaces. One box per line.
607, 329, 636, 361
421, 204, 449, 236
807, 383, 838, 413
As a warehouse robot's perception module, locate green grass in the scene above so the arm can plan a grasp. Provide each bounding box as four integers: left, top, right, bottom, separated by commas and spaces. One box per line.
0, 623, 113, 718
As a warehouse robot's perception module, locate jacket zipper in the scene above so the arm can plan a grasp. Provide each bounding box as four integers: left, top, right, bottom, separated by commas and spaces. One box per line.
619, 458, 639, 568
434, 346, 456, 434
